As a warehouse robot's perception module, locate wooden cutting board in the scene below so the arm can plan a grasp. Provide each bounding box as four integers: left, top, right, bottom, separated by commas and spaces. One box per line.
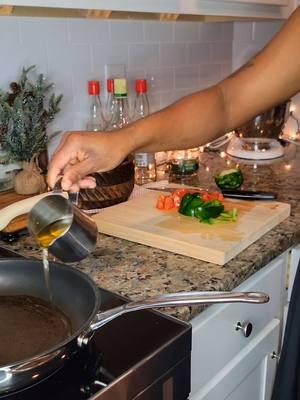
93, 190, 291, 265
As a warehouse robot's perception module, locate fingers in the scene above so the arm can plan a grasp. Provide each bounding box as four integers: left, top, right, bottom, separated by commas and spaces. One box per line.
47, 132, 81, 188
66, 177, 96, 192
59, 158, 97, 191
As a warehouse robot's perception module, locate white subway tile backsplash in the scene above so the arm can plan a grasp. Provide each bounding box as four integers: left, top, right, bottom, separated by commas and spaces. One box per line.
92, 43, 129, 73
68, 19, 109, 44
47, 44, 92, 75
160, 43, 186, 67
210, 42, 232, 63
0, 42, 48, 89
187, 43, 210, 65
144, 21, 173, 42
129, 43, 159, 70
174, 22, 198, 42
175, 65, 199, 89
232, 42, 261, 70
160, 89, 190, 109
0, 15, 282, 153
233, 22, 253, 42
146, 67, 174, 93
222, 23, 234, 41
221, 63, 233, 79
147, 92, 161, 113
253, 21, 283, 43
19, 18, 68, 45
110, 20, 143, 43
199, 23, 223, 42
199, 63, 222, 85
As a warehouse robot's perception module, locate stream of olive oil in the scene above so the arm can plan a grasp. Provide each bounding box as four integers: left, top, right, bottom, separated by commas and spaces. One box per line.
37, 219, 71, 302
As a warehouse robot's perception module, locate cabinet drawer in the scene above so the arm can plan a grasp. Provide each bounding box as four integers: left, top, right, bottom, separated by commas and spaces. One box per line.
192, 318, 280, 400
191, 253, 287, 394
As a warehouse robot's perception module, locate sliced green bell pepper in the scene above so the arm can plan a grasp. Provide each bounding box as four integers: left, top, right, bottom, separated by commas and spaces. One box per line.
179, 194, 224, 221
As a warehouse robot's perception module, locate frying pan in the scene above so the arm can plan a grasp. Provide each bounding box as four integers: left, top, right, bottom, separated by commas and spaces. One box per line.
0, 257, 269, 394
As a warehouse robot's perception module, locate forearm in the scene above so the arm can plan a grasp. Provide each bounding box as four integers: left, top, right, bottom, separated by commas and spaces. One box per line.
122, 7, 300, 156
123, 84, 228, 153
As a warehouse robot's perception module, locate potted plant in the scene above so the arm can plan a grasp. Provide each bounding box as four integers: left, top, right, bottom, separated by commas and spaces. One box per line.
0, 65, 62, 194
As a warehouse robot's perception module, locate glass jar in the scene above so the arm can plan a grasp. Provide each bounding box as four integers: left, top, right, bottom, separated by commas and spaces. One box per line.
167, 148, 199, 179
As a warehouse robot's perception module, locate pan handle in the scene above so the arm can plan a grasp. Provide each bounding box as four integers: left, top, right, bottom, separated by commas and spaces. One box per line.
77, 290, 269, 347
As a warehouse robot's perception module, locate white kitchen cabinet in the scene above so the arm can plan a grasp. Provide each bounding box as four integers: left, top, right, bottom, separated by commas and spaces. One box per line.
0, 0, 296, 20
191, 319, 280, 400
190, 252, 288, 400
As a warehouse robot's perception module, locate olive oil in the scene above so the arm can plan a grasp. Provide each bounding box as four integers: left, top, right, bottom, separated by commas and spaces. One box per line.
37, 218, 72, 302
36, 218, 72, 248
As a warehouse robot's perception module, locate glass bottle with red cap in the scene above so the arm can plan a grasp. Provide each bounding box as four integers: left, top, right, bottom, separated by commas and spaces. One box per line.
133, 79, 157, 185
86, 80, 106, 131
104, 78, 116, 124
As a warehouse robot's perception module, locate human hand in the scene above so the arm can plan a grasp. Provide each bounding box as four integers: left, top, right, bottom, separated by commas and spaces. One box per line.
47, 131, 131, 192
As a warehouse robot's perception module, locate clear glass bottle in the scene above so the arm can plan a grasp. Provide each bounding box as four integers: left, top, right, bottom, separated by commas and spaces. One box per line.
104, 78, 116, 124
86, 80, 106, 131
106, 78, 131, 131
133, 79, 157, 185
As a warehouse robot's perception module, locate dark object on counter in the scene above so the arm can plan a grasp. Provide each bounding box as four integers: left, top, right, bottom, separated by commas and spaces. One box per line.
221, 189, 277, 200
78, 156, 135, 210
0, 231, 20, 243
235, 101, 290, 139
271, 260, 300, 400
0, 253, 268, 394
214, 168, 244, 190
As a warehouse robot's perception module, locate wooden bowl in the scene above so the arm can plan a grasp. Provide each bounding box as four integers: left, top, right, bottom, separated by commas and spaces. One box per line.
78, 157, 135, 210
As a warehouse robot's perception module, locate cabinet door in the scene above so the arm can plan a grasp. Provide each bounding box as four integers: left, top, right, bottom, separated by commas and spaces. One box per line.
191, 253, 286, 395
191, 318, 280, 400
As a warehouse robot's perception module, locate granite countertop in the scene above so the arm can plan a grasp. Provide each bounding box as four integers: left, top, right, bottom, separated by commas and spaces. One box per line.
2, 143, 300, 323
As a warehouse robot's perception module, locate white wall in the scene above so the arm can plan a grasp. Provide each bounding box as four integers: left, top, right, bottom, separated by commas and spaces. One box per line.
0, 16, 292, 156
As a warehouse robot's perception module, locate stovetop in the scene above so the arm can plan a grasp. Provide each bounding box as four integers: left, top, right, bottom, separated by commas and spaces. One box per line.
0, 250, 192, 400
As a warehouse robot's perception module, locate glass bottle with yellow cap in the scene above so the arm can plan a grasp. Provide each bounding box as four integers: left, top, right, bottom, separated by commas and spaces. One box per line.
106, 78, 131, 131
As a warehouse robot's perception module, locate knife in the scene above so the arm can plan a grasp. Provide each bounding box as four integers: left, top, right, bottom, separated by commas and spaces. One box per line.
145, 187, 277, 200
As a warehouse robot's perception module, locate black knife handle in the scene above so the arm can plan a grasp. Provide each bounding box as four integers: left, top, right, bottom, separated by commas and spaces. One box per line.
221, 190, 277, 200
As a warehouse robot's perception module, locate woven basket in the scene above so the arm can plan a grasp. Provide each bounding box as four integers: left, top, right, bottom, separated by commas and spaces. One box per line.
78, 157, 135, 210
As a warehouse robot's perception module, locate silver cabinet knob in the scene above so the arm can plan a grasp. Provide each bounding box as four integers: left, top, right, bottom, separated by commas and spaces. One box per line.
271, 351, 280, 360
235, 321, 253, 337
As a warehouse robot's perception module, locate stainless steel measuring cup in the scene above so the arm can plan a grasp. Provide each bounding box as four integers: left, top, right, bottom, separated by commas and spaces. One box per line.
27, 191, 98, 263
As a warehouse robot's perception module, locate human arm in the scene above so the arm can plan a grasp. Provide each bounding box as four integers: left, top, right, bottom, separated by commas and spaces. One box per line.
48, 6, 300, 191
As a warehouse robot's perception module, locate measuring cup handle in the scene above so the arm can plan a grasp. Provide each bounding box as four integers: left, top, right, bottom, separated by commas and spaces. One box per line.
53, 177, 79, 206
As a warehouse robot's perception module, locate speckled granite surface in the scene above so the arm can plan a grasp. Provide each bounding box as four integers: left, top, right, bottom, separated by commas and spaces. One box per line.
1, 143, 300, 323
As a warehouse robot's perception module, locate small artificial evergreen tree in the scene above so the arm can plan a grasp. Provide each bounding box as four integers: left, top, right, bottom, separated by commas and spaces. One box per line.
0, 65, 62, 162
